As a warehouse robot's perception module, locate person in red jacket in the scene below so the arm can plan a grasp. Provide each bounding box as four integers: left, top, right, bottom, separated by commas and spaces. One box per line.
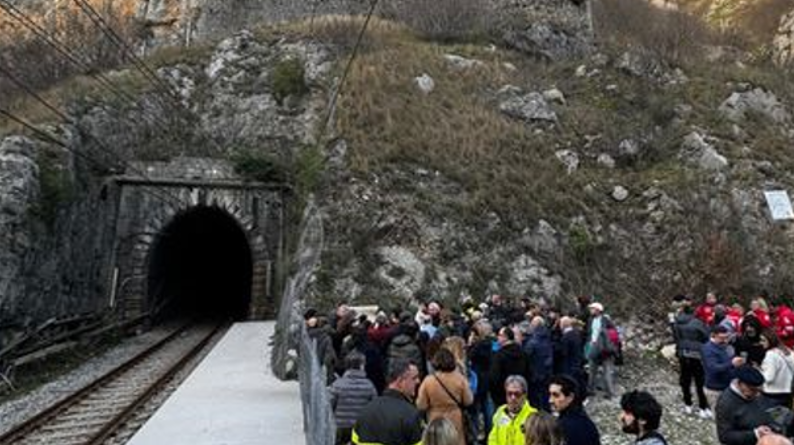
751, 297, 773, 329
721, 304, 744, 339
695, 292, 718, 325
774, 304, 794, 349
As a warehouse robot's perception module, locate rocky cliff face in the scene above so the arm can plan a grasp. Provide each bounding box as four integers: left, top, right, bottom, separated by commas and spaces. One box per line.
0, 137, 40, 324
0, 28, 331, 336
4, 2, 794, 336
774, 9, 794, 64
134, 0, 592, 59
0, 132, 121, 333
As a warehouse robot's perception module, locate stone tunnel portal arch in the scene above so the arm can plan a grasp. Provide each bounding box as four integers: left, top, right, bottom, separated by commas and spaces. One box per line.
147, 205, 253, 322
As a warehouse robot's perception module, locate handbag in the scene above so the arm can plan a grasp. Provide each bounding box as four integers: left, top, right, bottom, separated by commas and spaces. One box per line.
434, 374, 476, 445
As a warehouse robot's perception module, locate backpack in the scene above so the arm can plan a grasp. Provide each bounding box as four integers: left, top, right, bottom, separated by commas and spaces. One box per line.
605, 325, 624, 365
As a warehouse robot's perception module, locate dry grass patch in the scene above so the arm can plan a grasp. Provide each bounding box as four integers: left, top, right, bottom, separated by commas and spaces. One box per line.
0, 70, 150, 137
335, 35, 602, 224
262, 15, 412, 52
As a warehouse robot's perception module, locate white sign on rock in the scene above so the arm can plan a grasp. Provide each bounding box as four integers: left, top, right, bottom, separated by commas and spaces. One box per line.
764, 190, 794, 221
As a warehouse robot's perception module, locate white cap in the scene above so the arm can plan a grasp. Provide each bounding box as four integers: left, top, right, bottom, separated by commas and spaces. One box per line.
588, 302, 604, 312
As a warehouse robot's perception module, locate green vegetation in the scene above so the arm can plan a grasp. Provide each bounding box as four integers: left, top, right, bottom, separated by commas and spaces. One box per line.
294, 143, 324, 198
232, 151, 291, 183
30, 150, 75, 227
271, 58, 309, 105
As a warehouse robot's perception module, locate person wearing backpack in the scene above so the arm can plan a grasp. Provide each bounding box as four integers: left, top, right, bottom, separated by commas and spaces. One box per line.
585, 302, 616, 399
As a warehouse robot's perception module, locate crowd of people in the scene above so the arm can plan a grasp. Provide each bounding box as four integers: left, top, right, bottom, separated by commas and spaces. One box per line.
311, 291, 794, 445
670, 292, 794, 444
308, 294, 673, 445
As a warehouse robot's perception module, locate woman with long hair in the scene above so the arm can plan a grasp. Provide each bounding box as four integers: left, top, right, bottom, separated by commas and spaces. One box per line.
524, 411, 566, 445
417, 348, 474, 445
423, 418, 460, 445
443, 336, 469, 375
759, 329, 794, 407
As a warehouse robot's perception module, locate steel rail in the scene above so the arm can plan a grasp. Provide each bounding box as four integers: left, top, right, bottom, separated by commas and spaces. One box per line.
0, 321, 225, 444
85, 322, 226, 444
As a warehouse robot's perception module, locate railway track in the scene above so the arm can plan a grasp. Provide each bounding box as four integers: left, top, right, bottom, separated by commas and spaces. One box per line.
0, 321, 227, 445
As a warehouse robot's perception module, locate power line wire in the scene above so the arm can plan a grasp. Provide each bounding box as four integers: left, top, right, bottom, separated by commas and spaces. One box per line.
0, 64, 187, 209
0, 106, 185, 210
70, 0, 191, 113
69, 0, 223, 153
317, 0, 380, 142
0, 0, 202, 156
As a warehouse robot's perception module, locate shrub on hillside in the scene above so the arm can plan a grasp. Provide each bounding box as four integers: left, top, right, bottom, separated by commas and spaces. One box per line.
380, 0, 498, 42
271, 58, 309, 105
594, 0, 711, 66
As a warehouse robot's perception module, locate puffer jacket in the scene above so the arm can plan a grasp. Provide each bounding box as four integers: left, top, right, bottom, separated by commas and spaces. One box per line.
330, 369, 378, 428
387, 334, 423, 370
673, 312, 709, 359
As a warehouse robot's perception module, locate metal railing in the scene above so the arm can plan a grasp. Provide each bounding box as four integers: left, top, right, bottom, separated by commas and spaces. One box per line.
270, 199, 333, 445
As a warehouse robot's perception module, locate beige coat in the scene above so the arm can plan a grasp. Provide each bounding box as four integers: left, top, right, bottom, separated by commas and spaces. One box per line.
416, 370, 474, 445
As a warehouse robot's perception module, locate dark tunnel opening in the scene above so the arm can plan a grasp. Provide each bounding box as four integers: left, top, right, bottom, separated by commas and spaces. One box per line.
147, 205, 253, 323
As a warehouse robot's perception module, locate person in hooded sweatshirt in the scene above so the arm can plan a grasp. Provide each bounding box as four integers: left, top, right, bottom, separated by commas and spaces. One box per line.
735, 315, 767, 367
489, 325, 532, 409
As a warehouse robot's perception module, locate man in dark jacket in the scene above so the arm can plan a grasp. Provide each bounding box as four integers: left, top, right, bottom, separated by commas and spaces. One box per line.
715, 365, 775, 445
352, 358, 423, 445
469, 319, 495, 438
488, 294, 513, 331
490, 326, 532, 408
524, 316, 554, 411
387, 321, 424, 378
557, 316, 586, 395
306, 309, 337, 384
549, 375, 600, 445
702, 324, 744, 410
330, 352, 378, 445
672, 302, 711, 418
619, 390, 668, 445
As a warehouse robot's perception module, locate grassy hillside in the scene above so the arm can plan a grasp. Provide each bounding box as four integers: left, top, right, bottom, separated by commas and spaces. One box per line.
676, 0, 794, 47
308, 13, 794, 308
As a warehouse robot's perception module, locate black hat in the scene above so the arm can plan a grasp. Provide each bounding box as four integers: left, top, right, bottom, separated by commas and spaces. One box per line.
303, 308, 318, 320
736, 365, 764, 387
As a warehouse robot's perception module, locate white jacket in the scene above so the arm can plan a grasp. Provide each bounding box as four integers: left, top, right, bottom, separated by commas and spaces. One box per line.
761, 347, 794, 394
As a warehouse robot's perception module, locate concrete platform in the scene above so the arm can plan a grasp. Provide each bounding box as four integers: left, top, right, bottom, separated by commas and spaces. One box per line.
127, 321, 305, 445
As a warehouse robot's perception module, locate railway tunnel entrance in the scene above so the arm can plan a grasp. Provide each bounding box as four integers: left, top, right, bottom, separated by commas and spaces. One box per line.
112, 158, 287, 322
147, 206, 253, 322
